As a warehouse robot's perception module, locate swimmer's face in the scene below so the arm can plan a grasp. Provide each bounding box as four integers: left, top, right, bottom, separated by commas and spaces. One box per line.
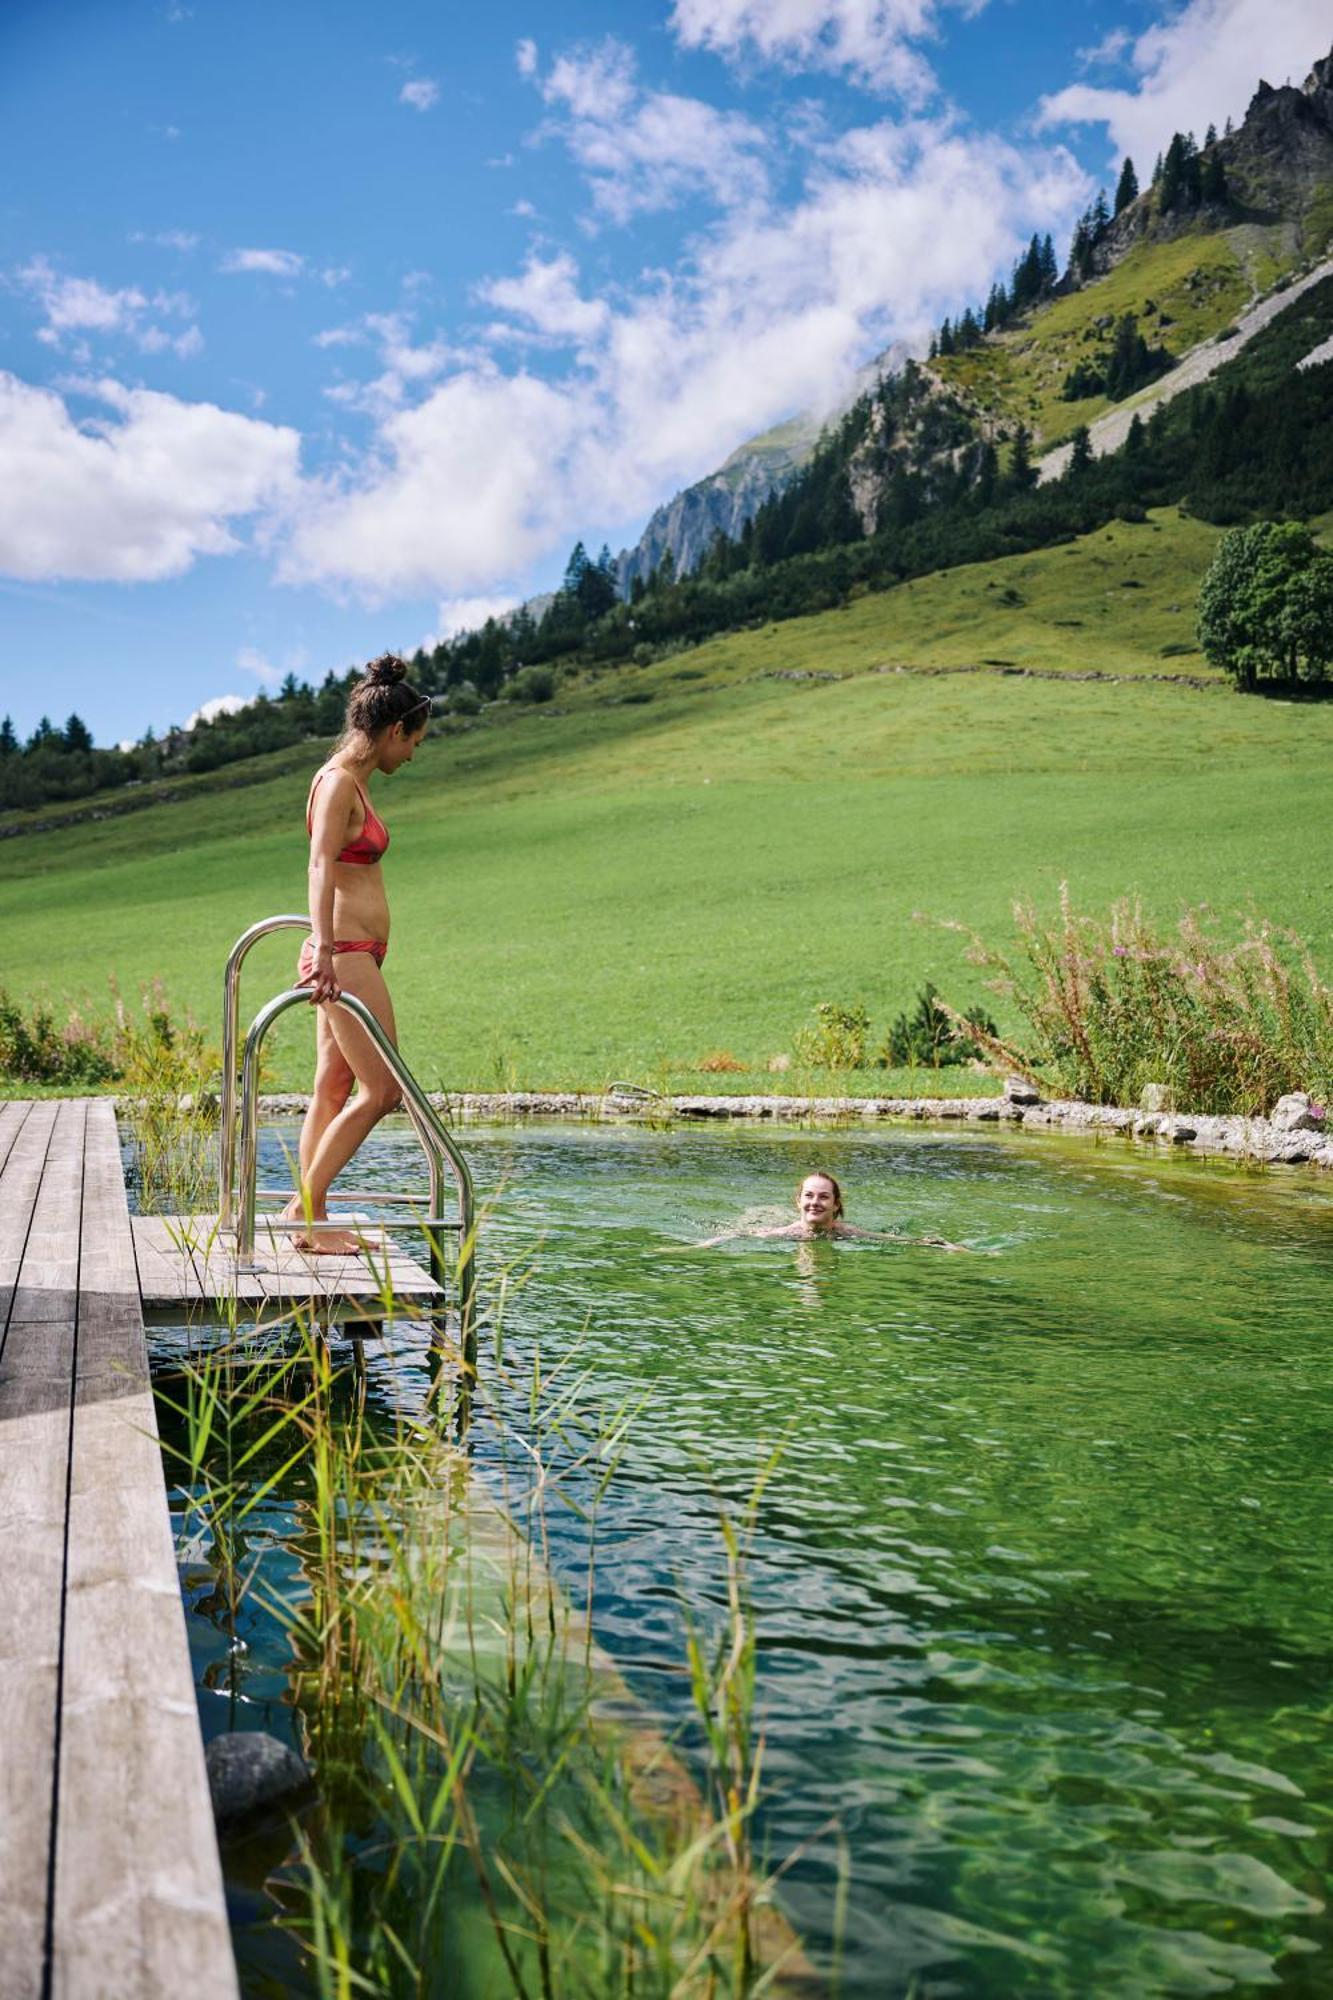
798, 1175, 839, 1231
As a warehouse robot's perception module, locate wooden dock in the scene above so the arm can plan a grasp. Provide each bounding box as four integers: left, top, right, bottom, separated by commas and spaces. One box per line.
0, 1097, 238, 1997
1, 1094, 447, 1996
133, 1212, 442, 1314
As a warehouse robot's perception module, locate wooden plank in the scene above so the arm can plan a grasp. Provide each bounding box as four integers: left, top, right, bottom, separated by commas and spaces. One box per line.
0, 1097, 29, 1181
0, 1098, 84, 2000
132, 1214, 441, 1309
131, 1215, 207, 1307
0, 1099, 59, 1341
54, 1102, 237, 2000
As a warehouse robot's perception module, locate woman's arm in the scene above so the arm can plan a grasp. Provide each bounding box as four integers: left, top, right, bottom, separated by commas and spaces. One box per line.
305, 771, 355, 1004
836, 1223, 973, 1250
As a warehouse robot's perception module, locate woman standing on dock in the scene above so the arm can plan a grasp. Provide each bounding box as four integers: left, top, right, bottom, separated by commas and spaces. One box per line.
280, 655, 430, 1253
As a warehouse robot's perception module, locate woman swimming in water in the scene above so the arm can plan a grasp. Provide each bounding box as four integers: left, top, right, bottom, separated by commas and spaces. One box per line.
697, 1171, 968, 1249
279, 654, 430, 1253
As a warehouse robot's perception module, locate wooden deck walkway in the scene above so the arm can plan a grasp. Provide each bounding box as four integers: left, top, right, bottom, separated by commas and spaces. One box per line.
133, 1212, 442, 1313
0, 1098, 238, 2000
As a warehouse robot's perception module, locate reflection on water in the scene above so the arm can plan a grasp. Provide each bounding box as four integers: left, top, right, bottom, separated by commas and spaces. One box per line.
156, 1120, 1333, 1997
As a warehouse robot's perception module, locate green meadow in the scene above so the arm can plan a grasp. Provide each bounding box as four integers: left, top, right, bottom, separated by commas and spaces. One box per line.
5, 509, 1331, 1095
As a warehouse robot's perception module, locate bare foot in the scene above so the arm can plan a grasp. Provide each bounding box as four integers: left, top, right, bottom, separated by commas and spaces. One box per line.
294, 1229, 365, 1257
276, 1200, 364, 1257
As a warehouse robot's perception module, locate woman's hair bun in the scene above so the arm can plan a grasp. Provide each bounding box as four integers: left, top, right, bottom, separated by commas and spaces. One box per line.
365, 653, 407, 687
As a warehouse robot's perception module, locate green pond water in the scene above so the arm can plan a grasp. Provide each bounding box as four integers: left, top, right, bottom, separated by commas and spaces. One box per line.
144, 1119, 1333, 1997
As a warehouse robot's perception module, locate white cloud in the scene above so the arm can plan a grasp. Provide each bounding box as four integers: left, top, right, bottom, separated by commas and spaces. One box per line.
15, 256, 202, 358
319, 310, 456, 415
427, 595, 520, 645
399, 77, 440, 111
185, 692, 247, 728
479, 252, 610, 344
131, 228, 200, 252
221, 247, 306, 278
236, 646, 283, 686
1075, 28, 1131, 71
0, 373, 300, 582
283, 368, 583, 595
1038, 0, 1330, 169
280, 115, 1086, 599
531, 38, 769, 221
515, 38, 538, 78
669, 0, 950, 100
321, 265, 353, 287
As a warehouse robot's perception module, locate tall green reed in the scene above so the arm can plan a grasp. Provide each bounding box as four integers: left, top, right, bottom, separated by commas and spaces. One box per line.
137, 1096, 807, 1997
939, 886, 1333, 1115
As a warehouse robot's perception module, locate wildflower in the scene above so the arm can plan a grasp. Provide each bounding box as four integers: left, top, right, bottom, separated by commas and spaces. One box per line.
1113, 946, 1128, 957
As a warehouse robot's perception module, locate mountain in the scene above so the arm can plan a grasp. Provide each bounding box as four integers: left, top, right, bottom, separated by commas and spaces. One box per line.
1096, 50, 1333, 274
614, 342, 913, 593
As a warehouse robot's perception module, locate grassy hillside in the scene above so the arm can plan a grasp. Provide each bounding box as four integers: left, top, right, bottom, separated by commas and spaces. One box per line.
934, 225, 1289, 450
5, 508, 1330, 1097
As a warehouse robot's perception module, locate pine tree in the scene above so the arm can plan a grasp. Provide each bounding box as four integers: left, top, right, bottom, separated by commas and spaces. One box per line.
0, 716, 16, 757
1204, 122, 1217, 148
1202, 150, 1228, 204
1152, 151, 1164, 186
1039, 233, 1058, 290
938, 316, 955, 356
1114, 156, 1139, 215
561, 541, 591, 596
1224, 115, 1234, 138
1008, 424, 1036, 491
28, 716, 55, 750
1068, 426, 1093, 476
1159, 133, 1189, 213
1090, 191, 1110, 236
63, 713, 93, 754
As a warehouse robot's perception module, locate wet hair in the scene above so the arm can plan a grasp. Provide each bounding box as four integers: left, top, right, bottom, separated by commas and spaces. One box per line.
342, 654, 430, 741
799, 1170, 844, 1218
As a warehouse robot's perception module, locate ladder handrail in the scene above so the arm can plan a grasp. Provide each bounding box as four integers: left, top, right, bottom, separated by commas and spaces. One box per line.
234, 984, 477, 1371
219, 914, 311, 1228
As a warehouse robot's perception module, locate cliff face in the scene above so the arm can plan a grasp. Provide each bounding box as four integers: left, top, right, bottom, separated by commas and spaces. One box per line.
615, 341, 913, 591
1095, 43, 1333, 270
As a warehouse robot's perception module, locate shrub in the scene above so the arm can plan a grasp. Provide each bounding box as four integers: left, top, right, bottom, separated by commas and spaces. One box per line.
442, 682, 481, 715
878, 983, 998, 1068
502, 665, 556, 704
0, 988, 117, 1084
792, 1001, 869, 1070
0, 979, 219, 1095
939, 887, 1333, 1115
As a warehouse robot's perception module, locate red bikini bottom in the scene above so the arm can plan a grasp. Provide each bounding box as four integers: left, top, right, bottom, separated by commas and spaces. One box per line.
297, 937, 388, 983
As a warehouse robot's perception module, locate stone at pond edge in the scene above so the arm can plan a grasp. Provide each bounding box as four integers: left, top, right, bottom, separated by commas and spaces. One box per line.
1271, 1092, 1326, 1134
1003, 1076, 1042, 1105
1140, 1083, 1172, 1114
205, 1731, 314, 1834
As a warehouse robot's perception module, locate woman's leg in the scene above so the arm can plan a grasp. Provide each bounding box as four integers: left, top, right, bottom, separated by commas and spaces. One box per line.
281, 1008, 356, 1246
288, 953, 401, 1253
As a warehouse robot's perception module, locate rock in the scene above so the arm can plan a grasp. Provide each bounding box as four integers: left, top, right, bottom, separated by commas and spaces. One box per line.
1161, 1119, 1198, 1144
1133, 1114, 1162, 1140
1139, 1083, 1173, 1113
1271, 1092, 1326, 1133
1002, 1076, 1041, 1105
205, 1731, 314, 1835
767, 1054, 792, 1073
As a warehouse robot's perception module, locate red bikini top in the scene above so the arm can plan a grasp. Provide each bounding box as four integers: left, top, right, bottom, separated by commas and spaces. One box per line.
307, 768, 389, 865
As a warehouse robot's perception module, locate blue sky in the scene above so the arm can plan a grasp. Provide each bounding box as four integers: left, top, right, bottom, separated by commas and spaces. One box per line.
0, 0, 1327, 744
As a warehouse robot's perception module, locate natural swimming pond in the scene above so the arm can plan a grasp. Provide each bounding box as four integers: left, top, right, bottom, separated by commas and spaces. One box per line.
139, 1119, 1333, 1997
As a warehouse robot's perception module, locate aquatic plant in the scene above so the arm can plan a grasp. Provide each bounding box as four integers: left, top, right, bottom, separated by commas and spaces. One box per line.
143, 1107, 802, 1997
939, 885, 1333, 1114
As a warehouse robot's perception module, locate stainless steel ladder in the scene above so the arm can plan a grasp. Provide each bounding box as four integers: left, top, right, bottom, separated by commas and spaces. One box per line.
218, 916, 477, 1374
